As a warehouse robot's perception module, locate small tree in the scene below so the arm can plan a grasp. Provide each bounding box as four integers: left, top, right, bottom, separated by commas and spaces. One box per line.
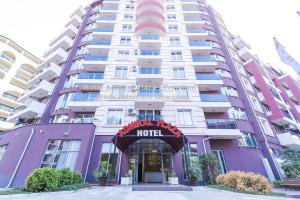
93, 161, 111, 185
281, 149, 300, 178
188, 159, 202, 186
199, 152, 220, 184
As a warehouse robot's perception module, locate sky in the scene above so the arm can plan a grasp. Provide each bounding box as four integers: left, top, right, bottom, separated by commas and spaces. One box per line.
0, 0, 299, 77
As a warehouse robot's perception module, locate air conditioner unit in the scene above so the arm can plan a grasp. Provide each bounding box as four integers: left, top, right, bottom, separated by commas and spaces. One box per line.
132, 66, 137, 72
127, 108, 137, 116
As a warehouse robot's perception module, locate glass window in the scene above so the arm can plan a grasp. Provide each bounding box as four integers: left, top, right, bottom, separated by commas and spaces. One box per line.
139, 67, 160, 74
250, 96, 263, 113
122, 25, 132, 32
74, 113, 94, 123
99, 143, 119, 180
107, 109, 123, 125
115, 67, 128, 77
238, 133, 258, 148
215, 69, 232, 79
175, 87, 188, 97
138, 86, 161, 96
167, 15, 176, 21
166, 5, 175, 10
259, 117, 274, 136
50, 115, 69, 123
228, 107, 248, 120
55, 93, 72, 110
120, 36, 131, 45
169, 37, 180, 46
118, 50, 130, 60
111, 86, 126, 98
221, 86, 239, 98
124, 13, 134, 20
0, 144, 8, 161
177, 110, 192, 126
171, 51, 182, 60
173, 67, 185, 78
125, 4, 134, 10
212, 54, 226, 62
168, 25, 178, 32
41, 140, 81, 170
212, 150, 228, 173
242, 77, 254, 93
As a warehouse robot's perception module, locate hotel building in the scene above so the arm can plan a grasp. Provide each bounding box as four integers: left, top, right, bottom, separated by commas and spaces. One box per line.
1, 0, 300, 188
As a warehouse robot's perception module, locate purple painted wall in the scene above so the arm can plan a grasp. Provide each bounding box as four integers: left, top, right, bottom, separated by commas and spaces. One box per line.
0, 123, 95, 188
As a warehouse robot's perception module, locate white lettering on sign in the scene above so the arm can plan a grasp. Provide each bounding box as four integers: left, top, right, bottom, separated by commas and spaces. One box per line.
137, 130, 163, 137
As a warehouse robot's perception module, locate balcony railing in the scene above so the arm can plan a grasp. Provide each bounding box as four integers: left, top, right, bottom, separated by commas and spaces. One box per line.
140, 35, 160, 40
101, 6, 118, 11
139, 67, 161, 74
206, 119, 237, 129
200, 94, 228, 102
71, 93, 100, 101
190, 41, 210, 47
140, 50, 160, 56
88, 40, 111, 45
78, 72, 104, 79
186, 29, 207, 33
15, 74, 29, 82
137, 115, 163, 121
97, 16, 116, 21
184, 18, 203, 21
138, 90, 162, 96
92, 28, 114, 32
182, 8, 199, 11
0, 52, 15, 63
85, 55, 108, 61
72, 118, 94, 123
20, 66, 35, 74
192, 56, 215, 62
196, 73, 221, 80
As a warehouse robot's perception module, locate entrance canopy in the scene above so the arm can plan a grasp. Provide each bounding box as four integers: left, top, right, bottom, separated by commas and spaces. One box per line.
112, 119, 188, 153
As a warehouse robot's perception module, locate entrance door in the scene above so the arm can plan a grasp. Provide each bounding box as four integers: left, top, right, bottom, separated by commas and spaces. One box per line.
143, 153, 162, 183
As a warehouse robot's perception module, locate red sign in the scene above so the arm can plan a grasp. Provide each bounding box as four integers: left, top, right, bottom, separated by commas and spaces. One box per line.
117, 119, 182, 138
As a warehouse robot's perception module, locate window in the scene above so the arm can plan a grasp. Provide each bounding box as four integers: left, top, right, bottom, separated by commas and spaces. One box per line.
120, 36, 131, 45
138, 86, 161, 96
0, 145, 8, 161
173, 67, 185, 78
118, 50, 130, 60
239, 132, 258, 148
64, 74, 77, 88
169, 37, 180, 46
122, 25, 132, 32
259, 117, 274, 136
138, 110, 161, 121
242, 77, 254, 93
209, 41, 221, 49
249, 95, 263, 113
166, 5, 175, 10
215, 69, 232, 79
177, 110, 192, 126
168, 25, 178, 32
124, 13, 134, 20
41, 140, 81, 170
171, 51, 182, 60
111, 86, 126, 98
74, 113, 94, 123
220, 86, 239, 98
50, 115, 69, 123
139, 67, 161, 74
0, 104, 14, 113
76, 46, 88, 56
212, 150, 228, 173
175, 87, 188, 98
228, 107, 248, 120
181, 143, 199, 180
0, 117, 6, 122
55, 93, 72, 110
115, 67, 128, 77
107, 109, 123, 125
72, 92, 99, 101
212, 54, 226, 62
125, 4, 134, 10
167, 15, 176, 21
236, 62, 246, 76
99, 143, 119, 180
207, 30, 216, 36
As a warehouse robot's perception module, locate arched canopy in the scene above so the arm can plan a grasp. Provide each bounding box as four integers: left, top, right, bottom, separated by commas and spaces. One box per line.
112, 120, 188, 153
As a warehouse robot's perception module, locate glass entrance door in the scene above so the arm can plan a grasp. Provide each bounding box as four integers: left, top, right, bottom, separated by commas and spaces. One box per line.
127, 139, 173, 184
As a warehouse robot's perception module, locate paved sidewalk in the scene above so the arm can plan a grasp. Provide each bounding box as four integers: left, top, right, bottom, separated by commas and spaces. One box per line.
0, 186, 295, 200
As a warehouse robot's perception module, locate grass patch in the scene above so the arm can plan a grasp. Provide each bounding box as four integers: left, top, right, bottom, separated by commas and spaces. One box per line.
207, 185, 287, 197
0, 183, 89, 195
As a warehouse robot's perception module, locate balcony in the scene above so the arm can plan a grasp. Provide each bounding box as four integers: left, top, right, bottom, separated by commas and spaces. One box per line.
138, 50, 162, 66
91, 28, 114, 39
96, 16, 116, 22
139, 35, 161, 49
65, 14, 82, 28
192, 56, 217, 71
40, 48, 68, 69
19, 80, 55, 102
0, 53, 14, 67
7, 99, 46, 123
82, 55, 108, 71
45, 35, 73, 57
199, 94, 231, 112
232, 36, 251, 50
277, 131, 300, 149
67, 93, 100, 112
135, 90, 164, 109
87, 40, 111, 55
137, 67, 163, 85
75, 73, 105, 90
184, 18, 204, 24
237, 47, 255, 62
29, 63, 62, 86
70, 6, 85, 18
0, 121, 14, 131
205, 119, 242, 139
100, 6, 118, 12
50, 24, 78, 47
137, 114, 163, 121
195, 73, 223, 91
257, 92, 265, 101
189, 41, 212, 54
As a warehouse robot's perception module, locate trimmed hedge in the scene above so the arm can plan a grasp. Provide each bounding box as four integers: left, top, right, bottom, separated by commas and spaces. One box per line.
26, 168, 83, 192
216, 171, 272, 194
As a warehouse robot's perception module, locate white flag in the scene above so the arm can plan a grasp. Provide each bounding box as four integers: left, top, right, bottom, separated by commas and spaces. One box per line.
273, 37, 300, 76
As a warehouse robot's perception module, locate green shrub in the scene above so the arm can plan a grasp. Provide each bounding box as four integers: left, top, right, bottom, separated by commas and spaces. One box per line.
216, 171, 272, 194
272, 181, 283, 188
199, 153, 220, 184
57, 168, 82, 187
26, 168, 59, 192
58, 183, 89, 191
281, 149, 300, 178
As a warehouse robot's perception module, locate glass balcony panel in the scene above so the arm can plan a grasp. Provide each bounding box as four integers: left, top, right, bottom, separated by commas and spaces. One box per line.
192, 56, 215, 62
196, 73, 221, 80
206, 119, 237, 129
141, 35, 160, 40
139, 67, 161, 74
200, 94, 228, 102
137, 114, 163, 121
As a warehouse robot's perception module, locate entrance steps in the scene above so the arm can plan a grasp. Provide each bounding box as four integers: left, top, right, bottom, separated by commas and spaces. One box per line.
132, 184, 193, 191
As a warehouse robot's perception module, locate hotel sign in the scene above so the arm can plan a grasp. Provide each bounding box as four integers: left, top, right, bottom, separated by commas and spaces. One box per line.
117, 119, 182, 138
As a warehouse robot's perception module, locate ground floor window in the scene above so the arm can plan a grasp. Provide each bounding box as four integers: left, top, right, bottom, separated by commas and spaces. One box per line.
99, 143, 119, 180
41, 140, 81, 170
238, 132, 258, 148
212, 150, 228, 174
0, 144, 8, 161
181, 143, 202, 181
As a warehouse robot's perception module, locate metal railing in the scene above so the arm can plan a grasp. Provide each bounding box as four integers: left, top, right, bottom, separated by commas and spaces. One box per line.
206, 119, 237, 129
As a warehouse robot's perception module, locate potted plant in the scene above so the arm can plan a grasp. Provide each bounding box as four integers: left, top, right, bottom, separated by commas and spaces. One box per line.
188, 159, 202, 186
121, 173, 132, 185
93, 161, 111, 186
168, 169, 179, 185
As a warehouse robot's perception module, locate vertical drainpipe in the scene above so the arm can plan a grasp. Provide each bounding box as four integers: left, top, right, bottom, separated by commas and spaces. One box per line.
6, 128, 35, 188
